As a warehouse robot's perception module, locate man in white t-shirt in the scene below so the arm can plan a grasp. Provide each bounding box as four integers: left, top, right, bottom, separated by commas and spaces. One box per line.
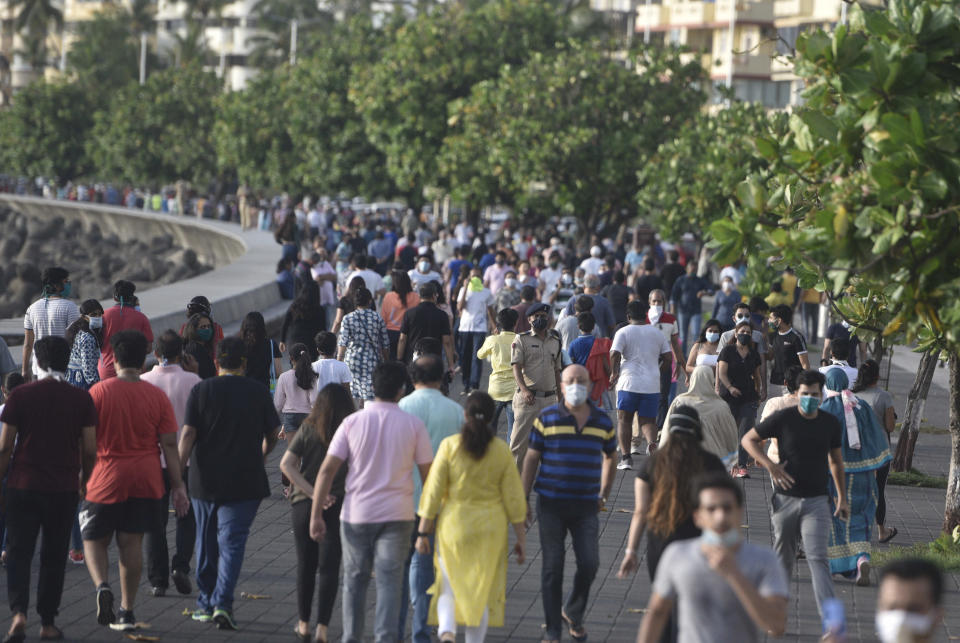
312, 331, 353, 395
579, 246, 605, 276
457, 269, 495, 393
609, 301, 671, 470
22, 266, 80, 380
408, 252, 443, 290
346, 255, 385, 298
818, 337, 859, 386
538, 251, 564, 304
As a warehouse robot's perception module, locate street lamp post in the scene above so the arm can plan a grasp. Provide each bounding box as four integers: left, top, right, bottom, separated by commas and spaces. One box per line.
290, 19, 298, 65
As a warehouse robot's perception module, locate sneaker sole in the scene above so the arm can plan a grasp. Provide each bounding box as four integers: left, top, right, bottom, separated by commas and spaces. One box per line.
108, 622, 136, 632
192, 613, 213, 623
96, 588, 115, 625
213, 613, 237, 630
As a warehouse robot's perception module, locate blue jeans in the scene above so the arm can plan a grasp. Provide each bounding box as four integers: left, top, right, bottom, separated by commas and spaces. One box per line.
458, 331, 486, 390
537, 497, 600, 641
399, 532, 434, 643
192, 498, 261, 613
676, 310, 701, 357
492, 400, 515, 438
341, 520, 414, 643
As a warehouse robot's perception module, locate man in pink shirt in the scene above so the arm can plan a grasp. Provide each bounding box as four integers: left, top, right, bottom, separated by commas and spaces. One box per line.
99, 280, 154, 380
310, 361, 432, 643
482, 250, 514, 295
141, 331, 202, 598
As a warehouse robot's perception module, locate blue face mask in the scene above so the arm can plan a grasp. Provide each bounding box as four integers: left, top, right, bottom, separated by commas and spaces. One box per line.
705, 331, 720, 343
799, 395, 820, 414
61, 282, 72, 298
701, 527, 741, 548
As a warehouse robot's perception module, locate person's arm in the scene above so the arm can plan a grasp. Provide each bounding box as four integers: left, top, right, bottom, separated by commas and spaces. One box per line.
178, 425, 197, 472
279, 451, 314, 499
0, 423, 17, 486
717, 359, 740, 397
617, 477, 650, 577
828, 447, 849, 519
263, 424, 280, 457
599, 450, 615, 505
669, 333, 685, 382
520, 447, 542, 519
513, 363, 534, 404
160, 431, 190, 516
609, 350, 622, 388
797, 348, 810, 369
882, 406, 895, 435
601, 352, 611, 378
79, 424, 97, 490
685, 343, 699, 375
20, 329, 34, 379
397, 333, 408, 361
742, 427, 795, 490
754, 362, 765, 402
702, 545, 787, 636
441, 334, 456, 371
636, 593, 674, 643
331, 308, 345, 334
821, 337, 832, 364
310, 454, 345, 541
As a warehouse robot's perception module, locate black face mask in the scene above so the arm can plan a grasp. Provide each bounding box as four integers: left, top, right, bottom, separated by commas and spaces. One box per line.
736, 333, 751, 346
531, 317, 548, 331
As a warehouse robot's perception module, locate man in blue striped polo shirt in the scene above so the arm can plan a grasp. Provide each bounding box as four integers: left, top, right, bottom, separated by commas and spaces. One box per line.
521, 364, 616, 643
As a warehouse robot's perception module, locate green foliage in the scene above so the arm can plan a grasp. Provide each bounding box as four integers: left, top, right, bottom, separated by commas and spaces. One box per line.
67, 8, 156, 98
350, 0, 564, 199
888, 469, 948, 489
215, 20, 395, 198
873, 530, 960, 571
638, 102, 786, 242
246, 0, 334, 69
710, 0, 960, 354
87, 64, 220, 187
0, 81, 94, 181
441, 42, 706, 227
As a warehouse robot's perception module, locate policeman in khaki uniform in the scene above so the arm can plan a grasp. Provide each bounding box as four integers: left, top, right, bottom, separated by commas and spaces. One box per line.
510, 302, 562, 466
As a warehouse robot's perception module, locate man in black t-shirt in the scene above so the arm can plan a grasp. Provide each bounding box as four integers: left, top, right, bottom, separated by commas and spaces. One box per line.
397, 281, 456, 371
179, 337, 280, 630
741, 369, 848, 619
767, 305, 810, 388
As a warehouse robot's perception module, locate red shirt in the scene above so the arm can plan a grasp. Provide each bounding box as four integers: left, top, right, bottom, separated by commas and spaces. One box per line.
99, 305, 154, 380
85, 378, 177, 503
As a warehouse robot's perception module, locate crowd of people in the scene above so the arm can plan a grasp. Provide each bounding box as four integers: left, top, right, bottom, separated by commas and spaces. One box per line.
0, 205, 947, 643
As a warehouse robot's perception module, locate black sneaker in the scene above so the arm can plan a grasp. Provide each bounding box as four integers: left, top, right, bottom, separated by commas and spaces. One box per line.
109, 608, 136, 631
617, 455, 633, 471
151, 586, 166, 597
172, 569, 192, 595
96, 584, 115, 625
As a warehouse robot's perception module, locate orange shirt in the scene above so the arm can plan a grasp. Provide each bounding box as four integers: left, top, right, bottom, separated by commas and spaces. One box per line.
380, 292, 420, 332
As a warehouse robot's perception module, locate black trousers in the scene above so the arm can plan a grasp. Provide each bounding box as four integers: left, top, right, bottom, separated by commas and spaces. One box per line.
5, 488, 77, 625
144, 468, 196, 588
291, 498, 342, 624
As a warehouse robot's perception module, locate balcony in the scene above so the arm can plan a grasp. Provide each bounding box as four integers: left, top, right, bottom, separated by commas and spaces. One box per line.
773, 0, 813, 19
670, 2, 715, 25
635, 2, 668, 29
715, 0, 774, 24
590, 0, 634, 13
711, 51, 773, 78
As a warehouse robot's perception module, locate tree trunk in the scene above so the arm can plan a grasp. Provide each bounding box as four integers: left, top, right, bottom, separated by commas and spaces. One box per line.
944, 351, 960, 533
891, 349, 940, 472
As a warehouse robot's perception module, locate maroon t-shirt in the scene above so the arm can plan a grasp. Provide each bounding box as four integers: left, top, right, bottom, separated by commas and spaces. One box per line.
0, 378, 97, 492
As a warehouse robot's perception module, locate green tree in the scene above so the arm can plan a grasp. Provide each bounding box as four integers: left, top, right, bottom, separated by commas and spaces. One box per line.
10, 0, 62, 72
87, 64, 220, 186
440, 42, 706, 230
350, 0, 564, 202
0, 80, 93, 180
708, 0, 960, 531
246, 0, 333, 69
67, 9, 142, 96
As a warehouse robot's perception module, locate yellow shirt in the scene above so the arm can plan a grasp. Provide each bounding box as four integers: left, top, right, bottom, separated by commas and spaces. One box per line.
801, 288, 821, 304
477, 332, 516, 401
782, 272, 798, 301
765, 292, 791, 308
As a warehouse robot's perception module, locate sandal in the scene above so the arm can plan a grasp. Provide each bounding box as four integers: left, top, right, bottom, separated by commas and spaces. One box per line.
878, 526, 898, 544
562, 611, 588, 642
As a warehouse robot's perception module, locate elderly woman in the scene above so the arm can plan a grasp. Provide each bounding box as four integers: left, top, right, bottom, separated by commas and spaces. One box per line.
660, 365, 738, 467
820, 368, 891, 585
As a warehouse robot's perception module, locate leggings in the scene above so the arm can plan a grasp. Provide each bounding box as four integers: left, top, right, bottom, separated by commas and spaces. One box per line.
875, 462, 890, 526
291, 499, 342, 624
437, 555, 489, 643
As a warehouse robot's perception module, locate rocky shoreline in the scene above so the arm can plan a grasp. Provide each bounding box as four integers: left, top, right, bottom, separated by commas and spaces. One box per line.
0, 206, 212, 318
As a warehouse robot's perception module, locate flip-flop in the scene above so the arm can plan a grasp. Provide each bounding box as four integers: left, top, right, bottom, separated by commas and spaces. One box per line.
562, 611, 588, 642
878, 526, 898, 544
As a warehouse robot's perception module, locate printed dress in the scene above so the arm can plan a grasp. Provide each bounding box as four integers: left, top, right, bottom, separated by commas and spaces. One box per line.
338, 308, 389, 400
67, 329, 101, 391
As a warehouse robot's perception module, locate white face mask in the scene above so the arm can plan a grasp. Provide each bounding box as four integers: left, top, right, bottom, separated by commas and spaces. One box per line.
841, 320, 851, 329
875, 610, 936, 643
722, 281, 733, 292
88, 316, 103, 329
735, 314, 750, 323
418, 261, 430, 273
648, 305, 663, 323
504, 278, 518, 289
564, 382, 588, 407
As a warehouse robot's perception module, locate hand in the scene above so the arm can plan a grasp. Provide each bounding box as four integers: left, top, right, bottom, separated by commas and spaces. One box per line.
597, 496, 606, 513
617, 550, 638, 578
513, 538, 526, 564
415, 535, 431, 555
524, 507, 534, 530
729, 386, 742, 398
701, 542, 738, 578
834, 497, 850, 521
310, 514, 327, 541
180, 352, 199, 374
278, 342, 287, 354
759, 390, 767, 404
608, 372, 619, 388
696, 290, 706, 298
278, 428, 287, 441
768, 461, 795, 490
522, 388, 535, 406
322, 494, 337, 510
171, 484, 190, 518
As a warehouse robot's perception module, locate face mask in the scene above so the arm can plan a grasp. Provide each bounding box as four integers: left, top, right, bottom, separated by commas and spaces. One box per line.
134, 305, 141, 312
769, 319, 780, 331
875, 610, 936, 643
561, 274, 573, 285
468, 277, 484, 292
495, 258, 504, 266
61, 282, 72, 298
736, 333, 751, 345
564, 382, 588, 406
701, 527, 741, 548
88, 316, 103, 329
799, 395, 819, 414
840, 320, 851, 329
418, 261, 430, 273
648, 305, 663, 323
197, 327, 214, 342
705, 331, 720, 343
531, 316, 548, 332
735, 314, 750, 323
722, 281, 733, 292
504, 278, 518, 289
550, 261, 559, 269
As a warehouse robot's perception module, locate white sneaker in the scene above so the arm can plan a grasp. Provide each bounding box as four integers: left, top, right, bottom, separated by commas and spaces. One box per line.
617, 456, 633, 471
630, 440, 643, 456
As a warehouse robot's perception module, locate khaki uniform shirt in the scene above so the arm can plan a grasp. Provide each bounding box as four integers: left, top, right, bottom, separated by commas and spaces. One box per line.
511, 330, 562, 392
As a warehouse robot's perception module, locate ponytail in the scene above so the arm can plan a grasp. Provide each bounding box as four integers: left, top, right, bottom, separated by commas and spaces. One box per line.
289, 343, 317, 391
461, 391, 496, 459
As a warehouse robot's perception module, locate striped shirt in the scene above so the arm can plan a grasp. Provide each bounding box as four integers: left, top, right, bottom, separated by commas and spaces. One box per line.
23, 297, 80, 338
529, 402, 616, 501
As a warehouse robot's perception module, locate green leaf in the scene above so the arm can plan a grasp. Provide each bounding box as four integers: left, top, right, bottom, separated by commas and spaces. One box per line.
800, 110, 839, 142
880, 113, 913, 146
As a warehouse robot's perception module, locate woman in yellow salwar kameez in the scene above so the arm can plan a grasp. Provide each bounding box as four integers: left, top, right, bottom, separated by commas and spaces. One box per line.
416, 392, 528, 643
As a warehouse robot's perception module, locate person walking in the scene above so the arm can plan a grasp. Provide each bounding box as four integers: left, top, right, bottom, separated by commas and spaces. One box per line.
456, 269, 495, 396
397, 282, 456, 372
275, 343, 319, 493
182, 313, 217, 380
280, 282, 326, 359
617, 406, 728, 642
0, 337, 98, 642
178, 336, 281, 630
610, 300, 672, 469
398, 355, 465, 643
852, 359, 897, 543
81, 330, 189, 631
767, 304, 810, 395
240, 312, 283, 391
279, 383, 355, 643
661, 367, 739, 466
520, 365, 616, 643
668, 262, 711, 354
141, 331, 203, 597
478, 309, 520, 437
741, 369, 848, 618
337, 288, 389, 407
636, 473, 788, 643
311, 332, 353, 395
179, 296, 225, 362
415, 391, 527, 643
683, 319, 722, 374
309, 362, 433, 643
717, 320, 764, 478
509, 303, 562, 467
65, 299, 104, 391
97, 280, 154, 381
381, 270, 419, 360
21, 267, 80, 381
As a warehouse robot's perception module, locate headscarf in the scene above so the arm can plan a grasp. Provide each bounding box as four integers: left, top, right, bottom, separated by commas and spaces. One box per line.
662, 366, 739, 466
820, 369, 891, 472
468, 276, 484, 292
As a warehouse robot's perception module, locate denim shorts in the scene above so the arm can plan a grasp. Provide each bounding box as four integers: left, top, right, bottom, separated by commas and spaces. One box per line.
617, 391, 659, 417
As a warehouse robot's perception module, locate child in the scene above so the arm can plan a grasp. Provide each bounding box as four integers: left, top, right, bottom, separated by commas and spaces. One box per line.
567, 312, 611, 406
477, 308, 520, 437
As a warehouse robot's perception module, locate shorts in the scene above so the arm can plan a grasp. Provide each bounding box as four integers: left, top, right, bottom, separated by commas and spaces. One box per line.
617, 391, 659, 418
79, 498, 163, 540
